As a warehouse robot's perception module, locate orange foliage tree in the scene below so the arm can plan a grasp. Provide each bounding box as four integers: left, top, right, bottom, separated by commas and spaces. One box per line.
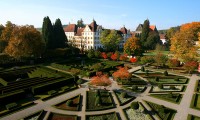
170, 22, 200, 61
101, 52, 107, 59
112, 67, 132, 80
124, 36, 141, 55
90, 74, 111, 86
119, 54, 128, 61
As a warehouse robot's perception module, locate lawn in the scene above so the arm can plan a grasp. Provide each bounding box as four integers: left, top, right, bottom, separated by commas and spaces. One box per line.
86, 90, 115, 111
86, 112, 119, 120
150, 93, 182, 104
113, 90, 135, 105
143, 50, 170, 56
54, 94, 81, 111
148, 78, 188, 84
123, 85, 146, 93
193, 94, 200, 109
151, 85, 185, 93
187, 114, 200, 120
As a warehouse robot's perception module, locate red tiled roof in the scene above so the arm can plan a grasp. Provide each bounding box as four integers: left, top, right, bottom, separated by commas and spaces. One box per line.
159, 34, 166, 39
76, 27, 84, 36
149, 25, 156, 31
64, 24, 77, 32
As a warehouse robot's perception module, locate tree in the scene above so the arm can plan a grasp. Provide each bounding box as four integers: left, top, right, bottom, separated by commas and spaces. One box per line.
0, 24, 4, 38
131, 102, 139, 110
42, 16, 54, 49
0, 21, 15, 42
184, 61, 198, 73
53, 18, 67, 48
124, 36, 142, 55
5, 25, 45, 59
66, 100, 73, 107
0, 40, 7, 53
112, 67, 132, 80
90, 74, 111, 86
154, 53, 168, 67
165, 26, 180, 46
94, 50, 101, 58
87, 49, 95, 58
141, 19, 150, 49
170, 22, 200, 61
145, 31, 161, 50
77, 18, 85, 27
167, 59, 180, 69
164, 70, 168, 76
100, 29, 122, 51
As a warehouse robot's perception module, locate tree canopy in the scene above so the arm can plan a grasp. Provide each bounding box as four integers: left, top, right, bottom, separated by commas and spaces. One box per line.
124, 36, 142, 55
5, 25, 45, 59
100, 29, 122, 51
140, 19, 150, 48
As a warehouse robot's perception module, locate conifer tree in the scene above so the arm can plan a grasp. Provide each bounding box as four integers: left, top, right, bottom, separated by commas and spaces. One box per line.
42, 16, 54, 49
141, 19, 150, 49
54, 18, 67, 48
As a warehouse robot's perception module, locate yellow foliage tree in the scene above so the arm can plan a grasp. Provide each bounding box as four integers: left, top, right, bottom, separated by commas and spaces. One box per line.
170, 22, 200, 61
5, 25, 45, 59
124, 36, 141, 55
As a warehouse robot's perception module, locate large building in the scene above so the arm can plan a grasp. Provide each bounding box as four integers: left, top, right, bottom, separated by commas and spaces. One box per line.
64, 20, 131, 50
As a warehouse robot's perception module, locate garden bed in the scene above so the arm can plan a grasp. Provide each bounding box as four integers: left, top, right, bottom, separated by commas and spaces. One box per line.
86, 112, 119, 120
47, 113, 78, 120
123, 85, 146, 93
150, 93, 182, 104
191, 93, 200, 110
124, 103, 153, 120
148, 78, 188, 84
187, 114, 200, 120
86, 90, 115, 111
150, 85, 185, 93
113, 90, 136, 105
54, 94, 81, 111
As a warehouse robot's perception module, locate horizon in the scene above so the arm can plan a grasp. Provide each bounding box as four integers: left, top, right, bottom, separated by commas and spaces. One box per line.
0, 0, 200, 31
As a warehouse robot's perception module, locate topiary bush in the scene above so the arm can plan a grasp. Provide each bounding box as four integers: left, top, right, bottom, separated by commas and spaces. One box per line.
158, 83, 163, 89
170, 85, 176, 90
155, 77, 159, 82
164, 70, 168, 76
77, 79, 83, 84
141, 66, 145, 72
132, 85, 138, 91
145, 70, 149, 76
121, 92, 127, 98
95, 96, 101, 106
131, 102, 139, 110
66, 100, 73, 107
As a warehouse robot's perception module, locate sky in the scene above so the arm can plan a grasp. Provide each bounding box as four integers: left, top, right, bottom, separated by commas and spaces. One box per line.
0, 0, 200, 31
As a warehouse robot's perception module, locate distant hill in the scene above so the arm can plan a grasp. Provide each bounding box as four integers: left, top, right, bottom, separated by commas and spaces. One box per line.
36, 25, 68, 33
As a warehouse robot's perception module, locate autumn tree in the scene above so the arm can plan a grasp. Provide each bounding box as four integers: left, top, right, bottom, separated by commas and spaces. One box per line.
100, 29, 122, 51
154, 53, 168, 67
184, 61, 198, 73
101, 52, 107, 59
165, 26, 180, 46
53, 18, 67, 48
112, 67, 132, 80
42, 16, 54, 49
170, 22, 200, 61
124, 36, 142, 55
167, 59, 180, 68
5, 25, 45, 59
90, 74, 111, 86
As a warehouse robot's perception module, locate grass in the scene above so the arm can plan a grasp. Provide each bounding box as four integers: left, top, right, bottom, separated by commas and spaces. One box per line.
148, 78, 188, 84
150, 93, 182, 104
143, 50, 170, 56
150, 85, 185, 93
145, 101, 176, 120
123, 85, 146, 93
113, 90, 135, 105
193, 94, 200, 109
54, 94, 81, 111
86, 90, 115, 111
86, 112, 119, 120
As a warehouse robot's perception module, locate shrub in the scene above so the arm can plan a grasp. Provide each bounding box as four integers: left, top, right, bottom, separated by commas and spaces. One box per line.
94, 50, 101, 58
155, 77, 159, 82
66, 100, 73, 107
184, 61, 198, 73
145, 70, 149, 76
48, 90, 57, 95
141, 66, 145, 72
77, 79, 83, 84
6, 102, 17, 110
130, 57, 137, 63
101, 52, 108, 59
158, 84, 163, 89
140, 56, 154, 64
107, 52, 112, 59
90, 74, 111, 86
121, 92, 127, 98
174, 77, 179, 81
87, 49, 95, 58
164, 70, 168, 76
112, 67, 132, 80
131, 102, 139, 110
170, 86, 176, 90
132, 85, 138, 91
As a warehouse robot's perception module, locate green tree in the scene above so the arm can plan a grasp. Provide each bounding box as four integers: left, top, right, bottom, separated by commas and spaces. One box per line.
77, 18, 85, 27
145, 31, 161, 50
42, 16, 54, 49
0, 40, 7, 53
53, 18, 67, 48
131, 102, 139, 110
87, 49, 95, 58
141, 19, 150, 49
0, 21, 15, 42
0, 24, 4, 38
5, 25, 45, 59
100, 29, 122, 51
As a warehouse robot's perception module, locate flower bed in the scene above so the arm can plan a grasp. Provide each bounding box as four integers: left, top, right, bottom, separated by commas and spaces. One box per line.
124, 103, 153, 120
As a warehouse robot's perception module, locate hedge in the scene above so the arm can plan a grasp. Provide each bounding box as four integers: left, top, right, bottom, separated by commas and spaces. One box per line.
0, 78, 7, 86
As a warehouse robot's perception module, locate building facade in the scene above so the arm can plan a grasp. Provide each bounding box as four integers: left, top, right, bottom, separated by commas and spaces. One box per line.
64, 20, 131, 50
